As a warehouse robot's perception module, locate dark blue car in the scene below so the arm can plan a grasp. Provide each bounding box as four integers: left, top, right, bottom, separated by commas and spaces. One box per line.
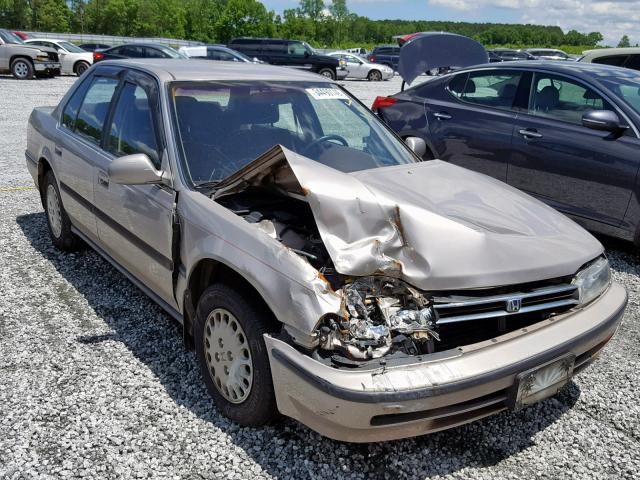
374, 61, 640, 246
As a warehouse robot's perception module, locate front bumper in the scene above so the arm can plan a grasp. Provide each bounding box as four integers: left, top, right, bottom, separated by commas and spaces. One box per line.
34, 61, 61, 75
265, 282, 627, 442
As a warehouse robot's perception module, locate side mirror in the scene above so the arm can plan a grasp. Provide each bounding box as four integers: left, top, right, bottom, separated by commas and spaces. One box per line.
108, 153, 164, 185
405, 137, 427, 158
304, 51, 310, 58
582, 110, 628, 133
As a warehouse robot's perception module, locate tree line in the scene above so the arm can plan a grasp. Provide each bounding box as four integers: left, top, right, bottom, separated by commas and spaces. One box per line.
0, 0, 608, 50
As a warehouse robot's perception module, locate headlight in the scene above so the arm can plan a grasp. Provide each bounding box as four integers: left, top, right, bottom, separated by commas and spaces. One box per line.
572, 256, 611, 305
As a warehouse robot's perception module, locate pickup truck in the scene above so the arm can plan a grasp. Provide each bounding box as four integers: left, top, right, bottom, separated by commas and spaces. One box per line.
26, 58, 626, 442
0, 29, 60, 79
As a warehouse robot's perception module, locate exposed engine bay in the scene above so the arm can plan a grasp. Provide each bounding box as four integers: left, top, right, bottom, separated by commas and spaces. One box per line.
216, 186, 442, 364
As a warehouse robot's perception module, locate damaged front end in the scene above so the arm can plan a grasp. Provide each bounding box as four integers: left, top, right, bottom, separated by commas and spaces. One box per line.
209, 144, 603, 368
318, 277, 440, 362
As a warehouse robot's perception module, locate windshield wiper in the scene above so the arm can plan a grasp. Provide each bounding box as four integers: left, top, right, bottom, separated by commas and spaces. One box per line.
194, 180, 222, 190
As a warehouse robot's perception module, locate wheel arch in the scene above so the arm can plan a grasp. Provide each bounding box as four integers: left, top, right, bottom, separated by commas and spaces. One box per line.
37, 156, 53, 208
183, 258, 281, 350
10, 54, 34, 66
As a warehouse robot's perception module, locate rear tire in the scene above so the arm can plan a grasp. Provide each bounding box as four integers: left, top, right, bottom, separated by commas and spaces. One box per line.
318, 68, 336, 80
11, 58, 34, 80
194, 283, 279, 426
367, 69, 382, 81
74, 61, 90, 76
43, 170, 82, 251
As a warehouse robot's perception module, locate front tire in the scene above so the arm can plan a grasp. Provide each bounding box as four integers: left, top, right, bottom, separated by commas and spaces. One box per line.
194, 283, 279, 426
74, 61, 90, 76
367, 69, 382, 81
43, 170, 82, 251
11, 58, 34, 80
318, 68, 336, 80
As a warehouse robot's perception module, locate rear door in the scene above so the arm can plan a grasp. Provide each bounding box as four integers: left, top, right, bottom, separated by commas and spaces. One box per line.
508, 71, 640, 229
92, 69, 177, 308
55, 70, 120, 240
426, 68, 523, 181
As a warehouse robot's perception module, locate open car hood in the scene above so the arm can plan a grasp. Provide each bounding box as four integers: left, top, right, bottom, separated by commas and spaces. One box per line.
213, 146, 603, 291
397, 32, 488, 85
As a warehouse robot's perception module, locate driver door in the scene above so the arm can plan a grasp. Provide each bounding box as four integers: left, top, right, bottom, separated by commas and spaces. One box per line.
508, 71, 640, 228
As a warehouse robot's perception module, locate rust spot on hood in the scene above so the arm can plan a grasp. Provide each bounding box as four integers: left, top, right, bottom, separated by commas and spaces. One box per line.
392, 205, 408, 247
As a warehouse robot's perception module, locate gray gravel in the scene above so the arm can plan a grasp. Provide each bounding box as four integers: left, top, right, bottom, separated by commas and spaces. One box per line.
1, 74, 639, 480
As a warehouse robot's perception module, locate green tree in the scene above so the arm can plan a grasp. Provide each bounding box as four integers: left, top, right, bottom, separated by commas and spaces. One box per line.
0, 0, 31, 28
216, 0, 275, 43
618, 34, 630, 48
299, 0, 323, 39
29, 0, 71, 32
329, 0, 348, 44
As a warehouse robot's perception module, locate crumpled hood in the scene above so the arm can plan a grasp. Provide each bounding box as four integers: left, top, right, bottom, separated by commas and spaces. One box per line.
215, 146, 603, 291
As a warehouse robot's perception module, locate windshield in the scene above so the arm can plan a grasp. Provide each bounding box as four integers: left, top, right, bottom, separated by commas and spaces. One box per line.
170, 81, 416, 185
162, 46, 186, 59
0, 30, 22, 44
302, 42, 316, 55
600, 73, 640, 114
59, 41, 85, 53
232, 50, 253, 62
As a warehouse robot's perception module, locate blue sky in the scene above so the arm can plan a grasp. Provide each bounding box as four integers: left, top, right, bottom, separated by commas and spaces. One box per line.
261, 0, 640, 46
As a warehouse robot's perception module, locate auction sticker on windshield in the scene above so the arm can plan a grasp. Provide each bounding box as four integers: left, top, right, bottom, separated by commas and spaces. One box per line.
306, 87, 350, 100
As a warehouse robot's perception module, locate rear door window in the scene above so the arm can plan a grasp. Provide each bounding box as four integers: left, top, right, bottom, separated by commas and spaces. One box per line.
74, 76, 119, 145
61, 76, 92, 130
593, 55, 628, 67
449, 70, 522, 110
527, 73, 613, 125
625, 55, 640, 71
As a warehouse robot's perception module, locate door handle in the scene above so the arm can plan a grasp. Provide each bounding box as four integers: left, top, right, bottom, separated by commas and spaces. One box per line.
518, 129, 543, 139
434, 112, 452, 120
97, 171, 109, 188
54, 145, 63, 156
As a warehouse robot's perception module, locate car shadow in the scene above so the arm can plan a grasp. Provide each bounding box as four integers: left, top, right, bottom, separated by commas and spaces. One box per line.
17, 211, 584, 479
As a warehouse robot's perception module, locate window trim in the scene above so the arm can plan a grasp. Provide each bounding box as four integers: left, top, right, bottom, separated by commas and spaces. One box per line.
445, 68, 523, 113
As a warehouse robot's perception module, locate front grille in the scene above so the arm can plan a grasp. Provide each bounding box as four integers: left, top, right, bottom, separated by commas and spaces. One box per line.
47, 51, 58, 62
434, 283, 579, 325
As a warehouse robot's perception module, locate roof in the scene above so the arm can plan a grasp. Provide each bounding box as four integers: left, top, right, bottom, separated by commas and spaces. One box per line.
581, 47, 640, 59
24, 38, 64, 43
97, 58, 334, 83
453, 59, 636, 78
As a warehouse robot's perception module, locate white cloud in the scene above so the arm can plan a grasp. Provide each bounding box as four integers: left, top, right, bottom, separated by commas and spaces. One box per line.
427, 0, 640, 45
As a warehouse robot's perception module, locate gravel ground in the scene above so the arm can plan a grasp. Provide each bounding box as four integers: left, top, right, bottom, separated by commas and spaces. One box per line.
1, 74, 639, 480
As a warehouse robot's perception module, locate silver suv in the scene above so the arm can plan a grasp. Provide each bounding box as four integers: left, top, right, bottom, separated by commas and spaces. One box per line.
0, 29, 60, 79
26, 59, 626, 442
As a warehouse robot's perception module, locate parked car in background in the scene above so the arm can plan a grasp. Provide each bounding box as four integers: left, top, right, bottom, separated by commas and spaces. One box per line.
489, 49, 536, 62
579, 48, 640, 71
367, 45, 401, 70
93, 43, 186, 63
179, 45, 258, 63
373, 61, 640, 246
327, 51, 393, 80
0, 28, 60, 79
12, 31, 29, 40
526, 48, 574, 61
228, 37, 343, 79
26, 58, 626, 442
78, 43, 112, 52
24, 39, 92, 76
346, 47, 367, 56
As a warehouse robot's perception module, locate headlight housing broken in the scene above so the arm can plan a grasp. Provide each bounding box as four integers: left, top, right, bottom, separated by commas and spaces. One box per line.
573, 256, 611, 306
317, 276, 440, 361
